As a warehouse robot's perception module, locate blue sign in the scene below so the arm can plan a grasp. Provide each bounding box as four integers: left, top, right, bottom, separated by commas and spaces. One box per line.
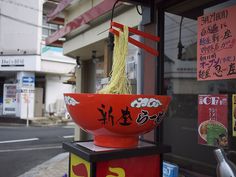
22, 77, 35, 83
163, 161, 179, 177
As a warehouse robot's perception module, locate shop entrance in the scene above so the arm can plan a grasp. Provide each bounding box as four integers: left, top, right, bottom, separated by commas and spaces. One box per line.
161, 0, 236, 176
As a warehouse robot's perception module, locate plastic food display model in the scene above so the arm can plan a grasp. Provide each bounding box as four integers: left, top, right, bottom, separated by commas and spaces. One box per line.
63, 21, 171, 177
65, 93, 171, 148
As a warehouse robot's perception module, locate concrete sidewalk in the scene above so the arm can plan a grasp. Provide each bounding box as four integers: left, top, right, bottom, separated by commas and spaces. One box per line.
30, 116, 74, 127
18, 152, 69, 177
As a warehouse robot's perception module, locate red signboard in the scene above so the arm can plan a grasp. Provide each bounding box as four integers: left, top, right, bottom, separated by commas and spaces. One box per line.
96, 155, 161, 177
197, 5, 236, 80
198, 95, 228, 147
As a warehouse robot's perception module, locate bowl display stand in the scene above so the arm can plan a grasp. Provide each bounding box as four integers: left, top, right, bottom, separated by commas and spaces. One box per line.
64, 93, 171, 176
63, 140, 171, 177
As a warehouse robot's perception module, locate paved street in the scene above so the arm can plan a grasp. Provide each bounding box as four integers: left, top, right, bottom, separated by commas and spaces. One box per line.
0, 125, 74, 177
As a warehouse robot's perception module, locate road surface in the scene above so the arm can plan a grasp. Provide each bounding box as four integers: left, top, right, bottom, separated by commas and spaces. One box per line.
0, 125, 74, 177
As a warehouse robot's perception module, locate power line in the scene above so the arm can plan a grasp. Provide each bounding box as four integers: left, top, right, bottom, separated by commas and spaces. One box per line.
0, 0, 42, 12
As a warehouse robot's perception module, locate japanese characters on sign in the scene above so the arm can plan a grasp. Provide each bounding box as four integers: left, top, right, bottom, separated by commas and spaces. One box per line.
197, 5, 236, 80
198, 95, 228, 147
233, 94, 236, 137
96, 98, 164, 127
0, 55, 41, 71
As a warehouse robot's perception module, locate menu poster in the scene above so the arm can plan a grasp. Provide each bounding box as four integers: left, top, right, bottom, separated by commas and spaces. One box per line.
197, 5, 236, 81
198, 95, 228, 147
233, 94, 236, 137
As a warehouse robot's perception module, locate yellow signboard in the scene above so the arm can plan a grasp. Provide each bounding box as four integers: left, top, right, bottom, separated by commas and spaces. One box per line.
70, 153, 90, 177
233, 94, 236, 137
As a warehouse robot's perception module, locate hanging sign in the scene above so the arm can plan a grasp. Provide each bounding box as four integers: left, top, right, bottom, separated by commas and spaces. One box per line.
233, 94, 236, 137
197, 5, 236, 81
198, 95, 228, 147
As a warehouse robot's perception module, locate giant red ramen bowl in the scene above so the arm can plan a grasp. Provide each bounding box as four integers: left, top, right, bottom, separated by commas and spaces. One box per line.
64, 93, 171, 148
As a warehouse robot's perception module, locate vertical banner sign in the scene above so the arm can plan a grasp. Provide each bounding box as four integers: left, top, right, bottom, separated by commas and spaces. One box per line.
198, 95, 228, 147
233, 94, 236, 137
197, 5, 236, 81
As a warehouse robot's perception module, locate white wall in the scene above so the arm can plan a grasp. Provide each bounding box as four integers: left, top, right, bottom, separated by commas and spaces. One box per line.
41, 60, 76, 74
45, 75, 74, 115
41, 45, 76, 74
63, 7, 142, 57
0, 0, 43, 55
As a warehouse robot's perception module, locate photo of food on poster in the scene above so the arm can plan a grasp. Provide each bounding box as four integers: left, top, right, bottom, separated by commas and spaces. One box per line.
198, 95, 228, 147
233, 94, 236, 137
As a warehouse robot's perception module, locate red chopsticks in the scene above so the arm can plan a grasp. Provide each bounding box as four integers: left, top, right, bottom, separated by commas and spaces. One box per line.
109, 22, 160, 56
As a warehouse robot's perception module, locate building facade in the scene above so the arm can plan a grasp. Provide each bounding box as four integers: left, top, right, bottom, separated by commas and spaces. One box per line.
0, 0, 75, 119
46, 0, 236, 176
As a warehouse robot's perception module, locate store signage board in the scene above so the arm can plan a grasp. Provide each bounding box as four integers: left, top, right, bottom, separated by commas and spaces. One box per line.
198, 95, 228, 147
0, 55, 41, 71
233, 94, 236, 137
197, 5, 236, 80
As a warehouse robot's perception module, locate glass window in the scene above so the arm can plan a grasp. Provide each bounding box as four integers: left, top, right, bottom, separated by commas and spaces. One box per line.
42, 28, 49, 36
42, 16, 49, 27
163, 0, 236, 175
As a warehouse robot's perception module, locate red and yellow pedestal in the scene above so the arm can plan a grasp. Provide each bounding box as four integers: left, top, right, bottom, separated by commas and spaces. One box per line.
63, 140, 171, 177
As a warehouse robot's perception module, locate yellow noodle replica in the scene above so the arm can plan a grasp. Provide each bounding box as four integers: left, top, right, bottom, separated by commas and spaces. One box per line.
99, 26, 131, 94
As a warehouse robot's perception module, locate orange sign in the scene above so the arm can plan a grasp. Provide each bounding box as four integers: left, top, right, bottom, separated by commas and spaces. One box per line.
197, 5, 236, 80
